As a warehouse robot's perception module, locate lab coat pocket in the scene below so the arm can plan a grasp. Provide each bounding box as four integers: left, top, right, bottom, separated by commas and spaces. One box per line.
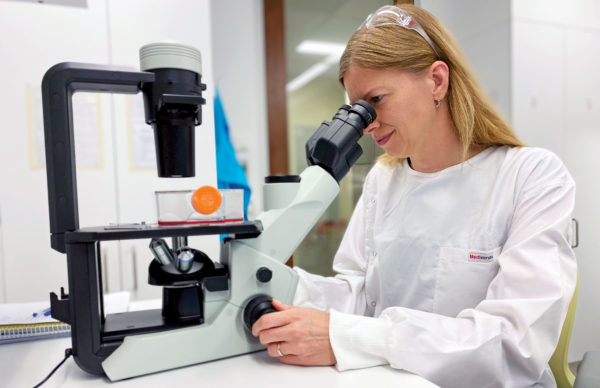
434, 246, 501, 317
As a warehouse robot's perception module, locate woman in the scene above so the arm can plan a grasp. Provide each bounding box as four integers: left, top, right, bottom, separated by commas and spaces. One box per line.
252, 5, 576, 387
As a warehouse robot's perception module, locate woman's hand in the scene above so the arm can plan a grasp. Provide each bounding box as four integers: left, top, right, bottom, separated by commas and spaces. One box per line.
251, 299, 337, 366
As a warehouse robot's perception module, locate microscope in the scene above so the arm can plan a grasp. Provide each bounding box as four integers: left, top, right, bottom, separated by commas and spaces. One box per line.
42, 42, 375, 381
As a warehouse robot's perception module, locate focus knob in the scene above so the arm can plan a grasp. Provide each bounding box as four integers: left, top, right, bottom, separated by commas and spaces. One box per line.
243, 295, 276, 331
256, 267, 272, 283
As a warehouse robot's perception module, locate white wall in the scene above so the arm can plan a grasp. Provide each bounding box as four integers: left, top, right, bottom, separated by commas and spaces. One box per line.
419, 0, 512, 119
0, 0, 218, 302
0, 0, 111, 302
210, 0, 269, 218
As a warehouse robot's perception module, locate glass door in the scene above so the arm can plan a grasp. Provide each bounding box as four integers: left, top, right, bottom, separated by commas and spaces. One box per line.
284, 0, 391, 275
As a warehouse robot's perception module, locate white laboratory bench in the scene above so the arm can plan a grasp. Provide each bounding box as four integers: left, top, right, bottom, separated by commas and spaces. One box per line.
0, 336, 439, 387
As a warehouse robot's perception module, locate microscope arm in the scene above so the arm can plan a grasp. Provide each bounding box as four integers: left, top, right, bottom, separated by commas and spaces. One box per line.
235, 165, 339, 264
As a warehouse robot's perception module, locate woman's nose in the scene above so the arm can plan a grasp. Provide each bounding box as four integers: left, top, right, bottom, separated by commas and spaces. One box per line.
363, 119, 379, 134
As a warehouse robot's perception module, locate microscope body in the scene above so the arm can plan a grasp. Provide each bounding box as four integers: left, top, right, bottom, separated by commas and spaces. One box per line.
42, 46, 375, 380
103, 165, 338, 380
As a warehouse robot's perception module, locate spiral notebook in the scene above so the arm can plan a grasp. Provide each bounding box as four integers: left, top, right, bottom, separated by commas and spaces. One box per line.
0, 292, 130, 344
0, 322, 71, 344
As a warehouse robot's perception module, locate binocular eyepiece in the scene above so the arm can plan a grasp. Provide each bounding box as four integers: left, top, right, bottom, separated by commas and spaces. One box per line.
305, 99, 377, 183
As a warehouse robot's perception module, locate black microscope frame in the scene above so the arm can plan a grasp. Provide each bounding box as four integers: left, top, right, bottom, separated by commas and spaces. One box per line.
42, 63, 261, 375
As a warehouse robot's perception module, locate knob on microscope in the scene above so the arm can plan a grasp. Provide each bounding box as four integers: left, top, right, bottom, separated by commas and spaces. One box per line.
256, 267, 272, 283
243, 295, 276, 332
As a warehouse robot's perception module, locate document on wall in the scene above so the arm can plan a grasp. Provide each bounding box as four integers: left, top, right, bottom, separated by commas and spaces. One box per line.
72, 92, 104, 168
26, 83, 104, 170
127, 94, 156, 171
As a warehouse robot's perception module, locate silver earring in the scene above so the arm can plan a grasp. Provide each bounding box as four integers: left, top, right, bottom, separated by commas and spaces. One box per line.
435, 99, 442, 108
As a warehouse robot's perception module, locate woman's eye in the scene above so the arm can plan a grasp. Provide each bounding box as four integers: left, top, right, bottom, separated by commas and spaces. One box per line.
371, 95, 383, 104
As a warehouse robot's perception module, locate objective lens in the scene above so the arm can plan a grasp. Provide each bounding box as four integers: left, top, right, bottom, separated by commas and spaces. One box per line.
149, 238, 174, 265
176, 249, 195, 273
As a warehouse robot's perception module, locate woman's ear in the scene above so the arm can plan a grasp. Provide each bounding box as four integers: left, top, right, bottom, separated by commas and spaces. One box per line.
430, 60, 449, 100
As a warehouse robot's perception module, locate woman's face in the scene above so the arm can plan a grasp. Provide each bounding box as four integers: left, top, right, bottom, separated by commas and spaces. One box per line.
344, 65, 438, 160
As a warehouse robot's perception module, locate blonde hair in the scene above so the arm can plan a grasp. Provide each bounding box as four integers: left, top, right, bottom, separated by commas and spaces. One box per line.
339, 5, 524, 166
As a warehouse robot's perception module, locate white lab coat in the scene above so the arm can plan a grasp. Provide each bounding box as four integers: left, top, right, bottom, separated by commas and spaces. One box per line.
293, 146, 577, 388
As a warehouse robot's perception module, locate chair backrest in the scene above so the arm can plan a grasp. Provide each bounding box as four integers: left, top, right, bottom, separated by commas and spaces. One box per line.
550, 273, 579, 388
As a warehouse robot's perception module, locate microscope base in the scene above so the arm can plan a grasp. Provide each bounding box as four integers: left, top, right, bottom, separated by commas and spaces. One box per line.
102, 302, 262, 380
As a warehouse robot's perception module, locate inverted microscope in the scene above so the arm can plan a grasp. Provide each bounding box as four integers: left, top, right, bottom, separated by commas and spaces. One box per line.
42, 42, 375, 380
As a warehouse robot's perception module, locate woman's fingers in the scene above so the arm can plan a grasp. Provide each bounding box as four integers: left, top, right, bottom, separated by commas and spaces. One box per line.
252, 306, 337, 366
251, 300, 293, 336
272, 298, 292, 311
258, 325, 295, 345
251, 309, 294, 336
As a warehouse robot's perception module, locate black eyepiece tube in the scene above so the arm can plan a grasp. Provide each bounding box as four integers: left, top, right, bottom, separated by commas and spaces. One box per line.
305, 99, 377, 183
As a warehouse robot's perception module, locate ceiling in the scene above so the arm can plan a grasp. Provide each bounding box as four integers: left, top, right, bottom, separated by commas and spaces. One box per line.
284, 0, 392, 84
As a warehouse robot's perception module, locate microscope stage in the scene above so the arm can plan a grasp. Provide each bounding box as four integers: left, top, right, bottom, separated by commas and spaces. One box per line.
64, 220, 262, 243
